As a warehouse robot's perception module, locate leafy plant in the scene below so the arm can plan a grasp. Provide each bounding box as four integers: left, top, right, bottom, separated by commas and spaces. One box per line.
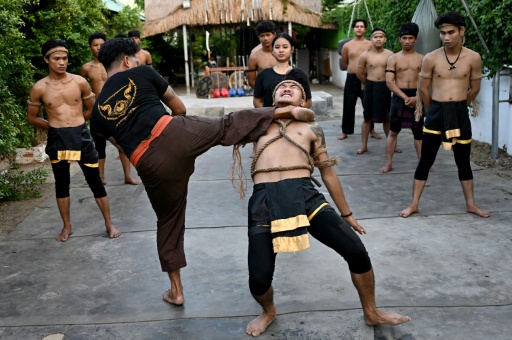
321, 0, 512, 76
0, 167, 49, 201
0, 0, 145, 200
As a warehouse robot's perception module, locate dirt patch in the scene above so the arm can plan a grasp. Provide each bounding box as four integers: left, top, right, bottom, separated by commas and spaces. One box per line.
0, 160, 54, 235
471, 140, 512, 181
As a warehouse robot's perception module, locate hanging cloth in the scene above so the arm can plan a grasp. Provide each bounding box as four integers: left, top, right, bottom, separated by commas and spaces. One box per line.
412, 0, 440, 56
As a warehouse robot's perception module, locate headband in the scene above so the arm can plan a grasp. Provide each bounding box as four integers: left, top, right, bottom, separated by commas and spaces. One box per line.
371, 31, 386, 38
45, 47, 69, 57
272, 80, 306, 101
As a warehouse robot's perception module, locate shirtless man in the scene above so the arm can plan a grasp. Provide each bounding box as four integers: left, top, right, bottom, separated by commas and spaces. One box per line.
380, 23, 424, 173
356, 28, 394, 154
400, 11, 490, 218
245, 74, 411, 337
247, 21, 277, 88
338, 19, 380, 141
80, 32, 139, 185
27, 39, 120, 241
128, 30, 153, 66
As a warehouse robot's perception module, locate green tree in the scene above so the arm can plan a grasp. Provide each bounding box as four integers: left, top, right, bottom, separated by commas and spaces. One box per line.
0, 0, 36, 157
321, 0, 512, 76
0, 0, 145, 200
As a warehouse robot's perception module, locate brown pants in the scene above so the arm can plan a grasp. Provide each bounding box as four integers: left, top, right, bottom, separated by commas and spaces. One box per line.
136, 108, 275, 272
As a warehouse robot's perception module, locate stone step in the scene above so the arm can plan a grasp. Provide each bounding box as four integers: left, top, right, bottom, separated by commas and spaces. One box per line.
178, 91, 333, 117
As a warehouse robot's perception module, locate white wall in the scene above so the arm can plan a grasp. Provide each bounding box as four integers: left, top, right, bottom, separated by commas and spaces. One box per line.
470, 72, 512, 155
329, 50, 346, 88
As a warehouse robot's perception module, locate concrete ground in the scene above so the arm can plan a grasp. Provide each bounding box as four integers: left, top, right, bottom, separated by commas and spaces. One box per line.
1, 84, 511, 340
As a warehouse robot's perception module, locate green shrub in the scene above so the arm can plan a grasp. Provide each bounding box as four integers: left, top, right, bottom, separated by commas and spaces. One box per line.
0, 167, 49, 201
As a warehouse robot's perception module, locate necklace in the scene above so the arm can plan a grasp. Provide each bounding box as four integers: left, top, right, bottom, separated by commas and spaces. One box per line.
444, 46, 462, 70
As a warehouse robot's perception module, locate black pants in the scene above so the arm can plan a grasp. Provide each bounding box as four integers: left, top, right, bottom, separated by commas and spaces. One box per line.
248, 206, 372, 296
414, 133, 473, 181
342, 73, 374, 134
51, 161, 106, 199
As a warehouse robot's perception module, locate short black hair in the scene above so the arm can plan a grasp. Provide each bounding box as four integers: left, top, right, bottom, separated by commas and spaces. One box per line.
115, 32, 129, 38
352, 19, 367, 29
435, 11, 466, 29
256, 21, 276, 35
400, 22, 419, 38
128, 29, 141, 38
41, 39, 67, 58
98, 38, 140, 71
88, 32, 107, 46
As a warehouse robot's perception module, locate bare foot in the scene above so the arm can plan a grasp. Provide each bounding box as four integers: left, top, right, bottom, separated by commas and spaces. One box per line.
379, 164, 393, 173
399, 204, 418, 218
163, 289, 184, 306
365, 311, 411, 326
124, 177, 140, 185
370, 131, 382, 139
56, 227, 72, 242
356, 148, 367, 155
467, 205, 490, 218
246, 312, 276, 337
337, 133, 348, 140
394, 147, 402, 153
107, 225, 121, 238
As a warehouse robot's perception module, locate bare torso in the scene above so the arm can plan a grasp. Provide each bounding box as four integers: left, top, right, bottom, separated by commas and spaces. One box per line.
389, 51, 423, 88
428, 47, 479, 102
253, 48, 277, 71
253, 120, 316, 184
32, 74, 88, 128
248, 47, 278, 87
136, 49, 152, 66
80, 61, 107, 96
362, 49, 394, 82
343, 39, 372, 74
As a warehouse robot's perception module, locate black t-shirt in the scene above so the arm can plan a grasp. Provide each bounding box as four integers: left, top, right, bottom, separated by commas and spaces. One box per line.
253, 67, 312, 107
91, 66, 169, 157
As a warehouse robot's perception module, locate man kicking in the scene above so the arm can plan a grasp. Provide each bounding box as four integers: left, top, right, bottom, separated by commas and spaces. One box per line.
380, 23, 424, 173
91, 38, 316, 307
245, 73, 411, 336
399, 12, 490, 218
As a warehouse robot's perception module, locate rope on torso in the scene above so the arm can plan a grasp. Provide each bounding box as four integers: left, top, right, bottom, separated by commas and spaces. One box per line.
251, 119, 315, 177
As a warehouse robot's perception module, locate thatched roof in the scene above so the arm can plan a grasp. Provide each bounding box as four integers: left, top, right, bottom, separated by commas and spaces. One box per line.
143, 0, 334, 37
